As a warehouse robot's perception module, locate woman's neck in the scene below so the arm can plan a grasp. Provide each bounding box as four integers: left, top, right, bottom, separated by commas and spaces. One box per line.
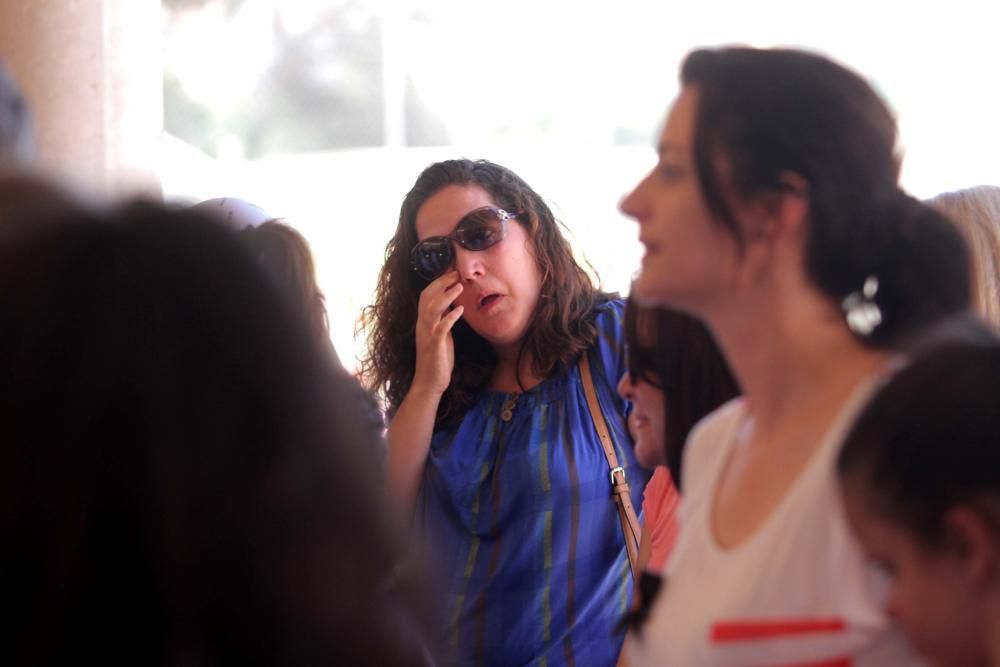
704, 284, 888, 430
488, 346, 544, 393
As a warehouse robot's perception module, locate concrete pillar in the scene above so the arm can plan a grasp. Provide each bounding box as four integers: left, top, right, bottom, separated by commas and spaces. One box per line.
0, 0, 162, 197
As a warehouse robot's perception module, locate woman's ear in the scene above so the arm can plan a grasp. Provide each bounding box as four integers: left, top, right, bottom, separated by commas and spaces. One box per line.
942, 506, 1000, 586
771, 172, 810, 237
741, 172, 810, 243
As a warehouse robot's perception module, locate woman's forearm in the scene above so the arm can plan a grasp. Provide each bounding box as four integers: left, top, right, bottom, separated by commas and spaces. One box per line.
386, 387, 442, 508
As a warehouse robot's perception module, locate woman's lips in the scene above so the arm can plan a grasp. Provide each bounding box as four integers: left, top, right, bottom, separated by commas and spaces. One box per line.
479, 293, 503, 311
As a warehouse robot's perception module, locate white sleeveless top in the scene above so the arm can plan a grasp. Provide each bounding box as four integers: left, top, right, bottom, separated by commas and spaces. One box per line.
626, 381, 922, 666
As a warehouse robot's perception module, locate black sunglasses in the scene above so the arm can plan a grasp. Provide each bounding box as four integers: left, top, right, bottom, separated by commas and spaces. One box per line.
625, 341, 665, 391
410, 206, 517, 281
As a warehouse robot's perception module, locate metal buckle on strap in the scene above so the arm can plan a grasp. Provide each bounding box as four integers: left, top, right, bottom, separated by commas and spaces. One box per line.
610, 466, 626, 485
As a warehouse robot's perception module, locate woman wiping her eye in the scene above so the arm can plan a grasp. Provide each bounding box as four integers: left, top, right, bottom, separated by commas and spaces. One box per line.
362, 159, 647, 666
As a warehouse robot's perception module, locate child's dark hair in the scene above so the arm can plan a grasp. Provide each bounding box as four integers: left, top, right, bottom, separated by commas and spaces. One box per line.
624, 299, 739, 487
837, 318, 1000, 545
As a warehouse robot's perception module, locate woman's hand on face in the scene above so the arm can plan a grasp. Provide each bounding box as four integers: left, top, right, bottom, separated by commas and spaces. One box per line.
412, 270, 464, 398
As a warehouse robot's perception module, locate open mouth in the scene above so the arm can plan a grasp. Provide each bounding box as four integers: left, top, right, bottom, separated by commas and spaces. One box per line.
479, 293, 501, 309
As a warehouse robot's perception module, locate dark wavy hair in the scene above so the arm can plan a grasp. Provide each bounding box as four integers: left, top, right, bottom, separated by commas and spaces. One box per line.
0, 195, 436, 665
680, 47, 970, 346
624, 299, 739, 488
361, 159, 609, 427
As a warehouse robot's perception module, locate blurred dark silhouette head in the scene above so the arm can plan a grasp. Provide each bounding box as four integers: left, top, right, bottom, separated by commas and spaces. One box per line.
0, 194, 434, 665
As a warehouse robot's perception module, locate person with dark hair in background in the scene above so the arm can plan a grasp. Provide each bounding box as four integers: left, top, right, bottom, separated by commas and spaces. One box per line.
617, 298, 738, 571
0, 194, 435, 665
237, 218, 389, 441
362, 158, 645, 666
620, 47, 970, 665
616, 298, 739, 630
192, 197, 336, 359
0, 61, 35, 162
238, 219, 334, 356
837, 320, 1000, 667
197, 196, 382, 436
619, 296, 740, 491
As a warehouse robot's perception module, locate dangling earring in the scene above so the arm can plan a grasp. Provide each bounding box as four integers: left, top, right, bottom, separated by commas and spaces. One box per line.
842, 275, 882, 336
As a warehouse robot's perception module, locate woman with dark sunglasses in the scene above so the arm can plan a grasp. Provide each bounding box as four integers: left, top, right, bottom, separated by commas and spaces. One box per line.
619, 47, 971, 666
362, 158, 645, 666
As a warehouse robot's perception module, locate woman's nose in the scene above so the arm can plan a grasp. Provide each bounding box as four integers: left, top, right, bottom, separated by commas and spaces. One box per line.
619, 187, 642, 221
452, 245, 484, 281
617, 372, 635, 400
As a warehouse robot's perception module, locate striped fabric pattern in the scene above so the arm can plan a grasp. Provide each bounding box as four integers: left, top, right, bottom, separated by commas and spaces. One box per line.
418, 300, 646, 666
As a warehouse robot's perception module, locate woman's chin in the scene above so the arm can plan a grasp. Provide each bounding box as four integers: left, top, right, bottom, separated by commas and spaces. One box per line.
632, 273, 671, 307
634, 441, 664, 470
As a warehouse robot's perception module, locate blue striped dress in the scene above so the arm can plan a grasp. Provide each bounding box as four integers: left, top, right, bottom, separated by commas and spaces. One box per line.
418, 299, 646, 666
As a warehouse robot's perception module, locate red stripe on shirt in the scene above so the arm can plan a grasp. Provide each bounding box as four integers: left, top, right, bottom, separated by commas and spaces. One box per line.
711, 618, 846, 642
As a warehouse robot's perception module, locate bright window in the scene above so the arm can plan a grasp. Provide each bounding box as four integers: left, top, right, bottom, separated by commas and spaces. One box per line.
160, 0, 1000, 369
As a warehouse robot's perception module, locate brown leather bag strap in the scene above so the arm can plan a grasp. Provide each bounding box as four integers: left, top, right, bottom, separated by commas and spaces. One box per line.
579, 352, 642, 583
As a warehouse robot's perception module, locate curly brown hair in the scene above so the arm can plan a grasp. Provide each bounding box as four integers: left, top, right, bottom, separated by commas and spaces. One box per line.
360, 159, 610, 428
